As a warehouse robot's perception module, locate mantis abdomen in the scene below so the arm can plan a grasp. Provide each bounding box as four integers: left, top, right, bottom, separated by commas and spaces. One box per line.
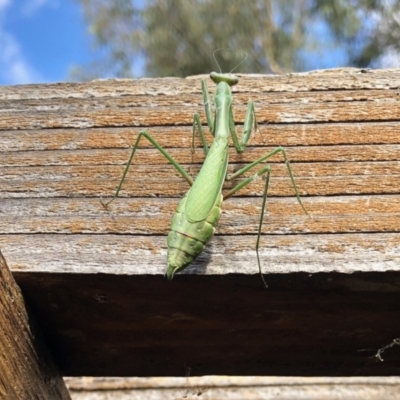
166, 192, 223, 279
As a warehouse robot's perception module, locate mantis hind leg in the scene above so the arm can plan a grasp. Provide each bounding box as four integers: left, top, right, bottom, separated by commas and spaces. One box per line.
225, 146, 307, 215
224, 146, 308, 289
102, 130, 193, 208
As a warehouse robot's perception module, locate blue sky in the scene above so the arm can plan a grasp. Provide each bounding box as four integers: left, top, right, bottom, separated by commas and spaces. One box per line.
0, 0, 92, 85
0, 1, 346, 86
1, 2, 397, 85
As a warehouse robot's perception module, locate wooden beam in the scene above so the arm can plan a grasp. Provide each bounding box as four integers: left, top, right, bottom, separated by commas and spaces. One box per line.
65, 376, 400, 400
0, 251, 71, 399
1, 69, 400, 376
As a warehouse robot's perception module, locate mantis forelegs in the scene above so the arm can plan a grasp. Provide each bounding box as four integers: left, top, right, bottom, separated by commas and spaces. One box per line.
191, 78, 216, 157
193, 77, 257, 157
229, 99, 257, 152
192, 114, 210, 156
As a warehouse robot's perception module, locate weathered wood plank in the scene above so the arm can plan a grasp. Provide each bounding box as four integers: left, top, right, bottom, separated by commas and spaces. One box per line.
2, 145, 400, 168
1, 232, 399, 274
1, 70, 400, 376
1, 122, 400, 152
0, 195, 399, 235
65, 376, 400, 400
2, 96, 400, 129
2, 70, 400, 130
1, 69, 400, 102
0, 251, 71, 399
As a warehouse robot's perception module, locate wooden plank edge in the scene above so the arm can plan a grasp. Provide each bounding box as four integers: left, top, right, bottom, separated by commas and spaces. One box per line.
0, 250, 71, 399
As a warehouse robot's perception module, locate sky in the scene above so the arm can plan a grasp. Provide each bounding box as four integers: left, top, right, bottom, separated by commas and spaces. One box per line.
1, 2, 398, 86
0, 0, 346, 86
0, 0, 92, 85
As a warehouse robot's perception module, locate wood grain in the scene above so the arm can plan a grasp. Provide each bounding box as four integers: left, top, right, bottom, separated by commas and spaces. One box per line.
65, 376, 400, 400
0, 251, 71, 399
1, 69, 400, 376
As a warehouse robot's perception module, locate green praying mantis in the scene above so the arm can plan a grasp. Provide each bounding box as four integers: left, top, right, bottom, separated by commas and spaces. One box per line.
102, 55, 308, 288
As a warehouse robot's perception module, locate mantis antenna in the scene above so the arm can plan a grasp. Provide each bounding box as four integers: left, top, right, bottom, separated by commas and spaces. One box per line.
212, 48, 248, 73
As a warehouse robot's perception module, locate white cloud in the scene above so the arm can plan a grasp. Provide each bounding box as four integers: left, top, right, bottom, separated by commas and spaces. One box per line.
375, 47, 400, 68
0, 0, 10, 12
0, 1, 42, 84
0, 29, 39, 84
8, 60, 34, 83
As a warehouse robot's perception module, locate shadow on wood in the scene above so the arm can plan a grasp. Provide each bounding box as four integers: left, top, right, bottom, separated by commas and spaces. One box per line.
14, 271, 400, 377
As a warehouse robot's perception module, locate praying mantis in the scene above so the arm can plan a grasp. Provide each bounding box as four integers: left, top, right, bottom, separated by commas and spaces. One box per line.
102, 59, 308, 288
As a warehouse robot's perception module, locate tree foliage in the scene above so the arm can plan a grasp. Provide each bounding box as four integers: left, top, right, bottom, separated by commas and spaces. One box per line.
73, 0, 400, 79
